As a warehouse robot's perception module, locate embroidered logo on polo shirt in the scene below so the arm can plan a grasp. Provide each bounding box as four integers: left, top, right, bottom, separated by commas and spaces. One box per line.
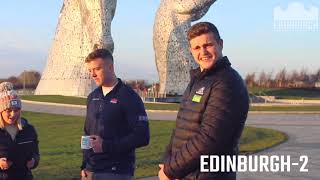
196, 87, 205, 95
92, 98, 100, 101
138, 115, 148, 121
110, 98, 118, 104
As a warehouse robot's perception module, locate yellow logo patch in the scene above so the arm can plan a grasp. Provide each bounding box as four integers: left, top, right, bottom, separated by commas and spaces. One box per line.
192, 95, 202, 103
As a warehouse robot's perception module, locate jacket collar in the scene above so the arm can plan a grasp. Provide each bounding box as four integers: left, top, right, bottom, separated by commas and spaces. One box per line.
97, 78, 123, 97
190, 56, 231, 80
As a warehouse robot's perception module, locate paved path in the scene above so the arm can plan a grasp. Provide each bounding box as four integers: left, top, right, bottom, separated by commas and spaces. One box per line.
22, 101, 320, 179
141, 114, 320, 180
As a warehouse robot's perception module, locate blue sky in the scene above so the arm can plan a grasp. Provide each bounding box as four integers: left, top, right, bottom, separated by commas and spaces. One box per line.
0, 0, 319, 82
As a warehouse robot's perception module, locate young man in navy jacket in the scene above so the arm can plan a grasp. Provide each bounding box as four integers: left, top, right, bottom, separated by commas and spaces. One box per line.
158, 22, 249, 180
81, 48, 150, 180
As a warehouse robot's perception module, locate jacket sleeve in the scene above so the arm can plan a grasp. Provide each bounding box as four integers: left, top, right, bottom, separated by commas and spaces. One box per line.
0, 139, 9, 158
81, 97, 90, 170
30, 125, 40, 169
164, 80, 237, 179
81, 116, 89, 170
102, 92, 150, 153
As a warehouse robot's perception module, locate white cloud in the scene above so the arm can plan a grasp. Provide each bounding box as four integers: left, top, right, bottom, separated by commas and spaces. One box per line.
274, 2, 319, 21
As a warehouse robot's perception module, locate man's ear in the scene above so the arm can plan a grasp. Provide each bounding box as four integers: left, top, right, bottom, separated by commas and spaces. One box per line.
108, 63, 114, 71
219, 39, 224, 50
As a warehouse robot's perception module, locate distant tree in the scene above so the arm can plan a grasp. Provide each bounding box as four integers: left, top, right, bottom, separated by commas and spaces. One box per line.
124, 79, 148, 91
316, 69, 320, 81
298, 68, 308, 81
287, 70, 299, 87
309, 74, 317, 85
258, 71, 267, 87
17, 70, 41, 89
245, 67, 319, 88
298, 68, 310, 87
313, 69, 320, 82
291, 70, 299, 81
265, 71, 274, 88
275, 68, 287, 88
245, 73, 256, 87
7, 76, 22, 88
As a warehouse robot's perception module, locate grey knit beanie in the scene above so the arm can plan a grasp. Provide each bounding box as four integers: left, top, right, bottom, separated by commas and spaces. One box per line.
0, 82, 22, 112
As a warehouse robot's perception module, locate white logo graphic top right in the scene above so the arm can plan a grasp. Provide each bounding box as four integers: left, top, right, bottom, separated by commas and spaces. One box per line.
273, 2, 319, 32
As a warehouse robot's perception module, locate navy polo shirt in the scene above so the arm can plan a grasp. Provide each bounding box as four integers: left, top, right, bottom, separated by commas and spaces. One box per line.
82, 79, 150, 175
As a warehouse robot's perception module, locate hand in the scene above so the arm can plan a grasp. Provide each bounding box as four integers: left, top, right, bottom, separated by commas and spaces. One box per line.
26, 158, 35, 169
90, 135, 103, 153
0, 158, 12, 170
158, 164, 171, 180
81, 169, 88, 177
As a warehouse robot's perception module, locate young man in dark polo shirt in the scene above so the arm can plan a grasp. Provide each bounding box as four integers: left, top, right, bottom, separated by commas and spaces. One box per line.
81, 48, 150, 180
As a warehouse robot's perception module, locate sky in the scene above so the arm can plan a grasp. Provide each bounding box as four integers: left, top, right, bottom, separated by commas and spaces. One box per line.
0, 0, 319, 82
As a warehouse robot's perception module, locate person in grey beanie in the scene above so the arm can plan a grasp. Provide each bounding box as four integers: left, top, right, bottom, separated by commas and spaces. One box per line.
0, 82, 40, 180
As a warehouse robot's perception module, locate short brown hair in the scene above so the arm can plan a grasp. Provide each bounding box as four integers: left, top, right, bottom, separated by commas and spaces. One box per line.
187, 22, 221, 41
85, 48, 114, 63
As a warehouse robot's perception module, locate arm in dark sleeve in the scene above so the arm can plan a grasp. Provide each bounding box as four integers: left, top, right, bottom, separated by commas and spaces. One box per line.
30, 125, 40, 169
102, 93, 150, 153
0, 142, 9, 159
81, 97, 90, 170
81, 116, 89, 170
164, 80, 236, 179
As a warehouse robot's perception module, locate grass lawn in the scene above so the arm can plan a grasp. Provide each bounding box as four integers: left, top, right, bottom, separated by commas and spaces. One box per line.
249, 87, 320, 99
21, 111, 287, 179
143, 102, 179, 111
22, 95, 180, 111
22, 95, 320, 111
22, 95, 87, 105
250, 106, 320, 111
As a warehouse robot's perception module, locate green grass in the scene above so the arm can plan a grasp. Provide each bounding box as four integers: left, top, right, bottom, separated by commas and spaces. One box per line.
22, 95, 87, 105
21, 111, 286, 179
23, 87, 320, 103
22, 95, 320, 112
249, 87, 320, 99
250, 106, 320, 111
240, 127, 287, 154
22, 95, 180, 111
144, 103, 180, 111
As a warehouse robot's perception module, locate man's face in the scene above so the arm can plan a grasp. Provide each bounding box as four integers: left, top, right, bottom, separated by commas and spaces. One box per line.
189, 32, 223, 71
86, 58, 112, 86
